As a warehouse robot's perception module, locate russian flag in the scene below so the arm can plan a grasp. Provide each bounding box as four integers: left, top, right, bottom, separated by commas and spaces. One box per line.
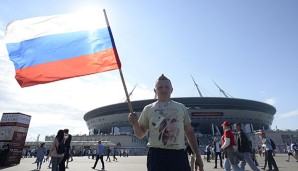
5, 11, 121, 88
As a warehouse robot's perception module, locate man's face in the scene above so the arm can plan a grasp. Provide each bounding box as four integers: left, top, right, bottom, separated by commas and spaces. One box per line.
222, 125, 229, 130
154, 80, 173, 102
235, 125, 241, 131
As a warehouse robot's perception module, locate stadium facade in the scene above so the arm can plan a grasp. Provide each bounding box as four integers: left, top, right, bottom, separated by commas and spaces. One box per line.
84, 97, 276, 135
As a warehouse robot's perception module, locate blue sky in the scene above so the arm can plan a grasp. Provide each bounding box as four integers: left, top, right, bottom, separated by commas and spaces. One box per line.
0, 0, 297, 141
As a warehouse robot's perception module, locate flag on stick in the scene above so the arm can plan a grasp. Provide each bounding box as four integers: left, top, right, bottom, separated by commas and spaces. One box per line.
5, 11, 121, 87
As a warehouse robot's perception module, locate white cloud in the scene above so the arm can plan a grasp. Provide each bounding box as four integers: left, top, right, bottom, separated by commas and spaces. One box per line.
276, 110, 298, 119
264, 98, 276, 105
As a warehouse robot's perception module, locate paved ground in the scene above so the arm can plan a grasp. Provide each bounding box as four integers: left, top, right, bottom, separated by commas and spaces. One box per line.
0, 154, 297, 171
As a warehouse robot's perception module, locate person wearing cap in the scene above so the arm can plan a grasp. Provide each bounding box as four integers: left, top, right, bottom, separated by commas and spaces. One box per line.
234, 123, 260, 171
221, 121, 243, 171
128, 74, 204, 171
257, 131, 279, 171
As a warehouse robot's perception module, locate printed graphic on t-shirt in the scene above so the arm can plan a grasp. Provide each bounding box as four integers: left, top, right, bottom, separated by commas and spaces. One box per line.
157, 112, 180, 146
151, 114, 165, 129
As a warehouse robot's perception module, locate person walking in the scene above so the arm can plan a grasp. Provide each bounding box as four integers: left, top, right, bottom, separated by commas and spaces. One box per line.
205, 144, 211, 162
106, 147, 111, 162
290, 142, 298, 160
88, 148, 92, 159
256, 130, 279, 171
92, 140, 105, 170
92, 148, 97, 159
113, 148, 118, 161
49, 129, 65, 171
44, 149, 50, 162
36, 142, 47, 170
234, 123, 260, 171
221, 121, 243, 171
128, 74, 204, 171
68, 146, 74, 162
213, 137, 223, 169
48, 157, 52, 168
286, 143, 296, 162
261, 143, 268, 170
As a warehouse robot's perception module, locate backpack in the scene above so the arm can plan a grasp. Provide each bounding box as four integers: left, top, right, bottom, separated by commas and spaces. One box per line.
270, 138, 276, 150
56, 139, 66, 154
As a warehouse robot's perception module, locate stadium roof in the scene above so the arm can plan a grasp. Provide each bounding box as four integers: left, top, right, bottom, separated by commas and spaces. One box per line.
84, 97, 276, 121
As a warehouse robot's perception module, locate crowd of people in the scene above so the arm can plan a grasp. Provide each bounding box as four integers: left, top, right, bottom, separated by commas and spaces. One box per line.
24, 130, 124, 170
22, 129, 72, 170
203, 126, 298, 171
201, 122, 279, 171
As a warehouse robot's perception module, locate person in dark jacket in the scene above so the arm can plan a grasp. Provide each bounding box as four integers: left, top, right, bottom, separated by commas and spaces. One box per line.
234, 123, 260, 171
205, 144, 211, 162
59, 129, 72, 171
213, 137, 223, 168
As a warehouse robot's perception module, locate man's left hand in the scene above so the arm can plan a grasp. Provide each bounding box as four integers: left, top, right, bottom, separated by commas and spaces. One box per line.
195, 155, 204, 171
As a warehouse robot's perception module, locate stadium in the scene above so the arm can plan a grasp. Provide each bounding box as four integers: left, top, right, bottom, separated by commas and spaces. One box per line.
84, 97, 276, 135
28, 83, 297, 155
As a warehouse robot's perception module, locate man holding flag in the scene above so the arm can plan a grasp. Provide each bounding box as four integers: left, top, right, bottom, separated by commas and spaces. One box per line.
128, 74, 204, 171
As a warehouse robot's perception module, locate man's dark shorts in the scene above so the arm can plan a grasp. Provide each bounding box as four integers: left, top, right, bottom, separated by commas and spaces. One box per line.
147, 147, 191, 171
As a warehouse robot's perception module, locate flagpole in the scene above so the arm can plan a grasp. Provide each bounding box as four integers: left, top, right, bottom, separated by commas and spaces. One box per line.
103, 9, 134, 114
118, 69, 134, 113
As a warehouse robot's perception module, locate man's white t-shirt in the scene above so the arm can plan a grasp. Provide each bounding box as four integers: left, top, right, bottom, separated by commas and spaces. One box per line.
138, 100, 191, 150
